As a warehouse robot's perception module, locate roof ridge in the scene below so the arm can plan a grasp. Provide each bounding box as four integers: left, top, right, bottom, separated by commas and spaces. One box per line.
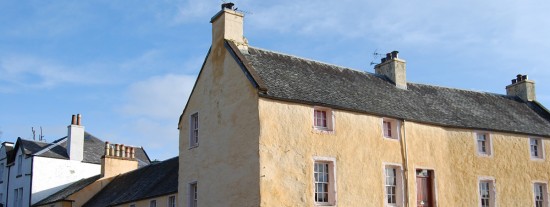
249, 45, 511, 98
34, 137, 67, 156
248, 46, 373, 75
409, 82, 508, 97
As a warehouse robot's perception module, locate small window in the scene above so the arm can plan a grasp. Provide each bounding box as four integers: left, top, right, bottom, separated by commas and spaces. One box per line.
382, 118, 399, 139
313, 158, 336, 206
479, 179, 495, 207
189, 182, 198, 207
17, 154, 23, 176
385, 165, 403, 206
530, 138, 544, 159
14, 188, 23, 207
313, 107, 333, 131
168, 195, 176, 207
150, 200, 157, 207
534, 183, 548, 207
476, 133, 492, 156
0, 163, 4, 182
189, 113, 199, 148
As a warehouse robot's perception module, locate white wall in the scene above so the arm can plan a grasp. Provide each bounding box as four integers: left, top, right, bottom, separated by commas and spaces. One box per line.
8, 149, 32, 207
31, 156, 100, 204
0, 146, 8, 206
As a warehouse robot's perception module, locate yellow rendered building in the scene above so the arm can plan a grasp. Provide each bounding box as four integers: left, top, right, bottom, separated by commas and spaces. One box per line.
178, 3, 550, 207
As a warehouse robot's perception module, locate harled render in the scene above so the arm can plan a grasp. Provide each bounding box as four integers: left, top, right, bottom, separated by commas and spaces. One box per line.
0, 115, 150, 207
178, 3, 550, 207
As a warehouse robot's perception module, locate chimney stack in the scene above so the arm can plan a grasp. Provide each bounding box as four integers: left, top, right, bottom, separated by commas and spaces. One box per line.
506, 74, 536, 102
67, 114, 85, 162
375, 51, 407, 89
101, 141, 138, 178
210, 2, 247, 50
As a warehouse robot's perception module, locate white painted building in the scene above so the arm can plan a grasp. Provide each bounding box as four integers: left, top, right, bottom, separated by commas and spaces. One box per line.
0, 115, 150, 207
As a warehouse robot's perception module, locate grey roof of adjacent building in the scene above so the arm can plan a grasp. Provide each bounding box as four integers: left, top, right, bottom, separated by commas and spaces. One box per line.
33, 175, 102, 206
237, 45, 550, 137
12, 133, 150, 165
83, 156, 178, 207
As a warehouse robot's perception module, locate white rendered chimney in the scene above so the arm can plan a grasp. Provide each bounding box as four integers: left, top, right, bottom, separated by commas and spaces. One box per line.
210, 3, 247, 50
67, 114, 84, 162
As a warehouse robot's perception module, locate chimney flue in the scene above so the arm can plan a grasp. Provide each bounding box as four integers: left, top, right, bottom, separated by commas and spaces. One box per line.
221, 2, 235, 10
71, 115, 76, 125
77, 114, 82, 125
391, 51, 399, 59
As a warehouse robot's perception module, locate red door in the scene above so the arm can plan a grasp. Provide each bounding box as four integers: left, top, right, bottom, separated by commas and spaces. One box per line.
416, 169, 434, 207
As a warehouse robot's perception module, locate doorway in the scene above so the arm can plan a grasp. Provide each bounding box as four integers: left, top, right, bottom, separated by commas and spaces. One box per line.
416, 169, 435, 207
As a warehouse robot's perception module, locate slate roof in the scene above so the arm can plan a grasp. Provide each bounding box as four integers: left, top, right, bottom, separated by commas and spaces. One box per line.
83, 157, 178, 207
238, 45, 550, 137
33, 175, 102, 206
11, 132, 150, 165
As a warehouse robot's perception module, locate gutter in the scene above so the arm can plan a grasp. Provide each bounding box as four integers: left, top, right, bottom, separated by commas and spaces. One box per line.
400, 120, 411, 207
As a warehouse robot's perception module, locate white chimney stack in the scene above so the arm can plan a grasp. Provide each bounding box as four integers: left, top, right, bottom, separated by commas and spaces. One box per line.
67, 114, 84, 162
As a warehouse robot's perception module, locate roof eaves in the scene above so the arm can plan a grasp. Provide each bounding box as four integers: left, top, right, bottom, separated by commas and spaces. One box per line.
258, 94, 550, 139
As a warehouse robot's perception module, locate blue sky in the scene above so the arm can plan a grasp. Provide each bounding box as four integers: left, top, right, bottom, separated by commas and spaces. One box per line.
1, 0, 549, 161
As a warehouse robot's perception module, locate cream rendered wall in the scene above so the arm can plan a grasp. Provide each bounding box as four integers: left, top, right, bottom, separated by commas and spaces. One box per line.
31, 156, 100, 204
258, 98, 404, 206
404, 121, 550, 206
178, 42, 260, 206
258, 98, 550, 206
113, 193, 177, 207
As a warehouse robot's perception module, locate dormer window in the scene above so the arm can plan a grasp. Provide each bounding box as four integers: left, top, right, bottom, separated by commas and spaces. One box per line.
382, 118, 399, 140
313, 107, 333, 131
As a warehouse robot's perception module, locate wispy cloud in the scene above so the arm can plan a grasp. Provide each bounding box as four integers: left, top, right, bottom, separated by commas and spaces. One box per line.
172, 1, 219, 24
0, 55, 104, 92
119, 74, 196, 120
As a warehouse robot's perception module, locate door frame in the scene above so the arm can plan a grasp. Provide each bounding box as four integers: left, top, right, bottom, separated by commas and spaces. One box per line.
414, 167, 438, 207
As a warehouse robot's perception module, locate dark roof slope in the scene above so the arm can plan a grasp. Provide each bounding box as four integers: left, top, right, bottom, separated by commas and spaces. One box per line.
242, 46, 550, 137
11, 133, 150, 165
83, 157, 178, 207
33, 175, 102, 206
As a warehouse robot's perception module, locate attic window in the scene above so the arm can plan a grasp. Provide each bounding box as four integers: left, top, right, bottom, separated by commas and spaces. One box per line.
189, 113, 199, 148
476, 132, 492, 156
530, 138, 544, 160
313, 107, 334, 131
382, 118, 399, 140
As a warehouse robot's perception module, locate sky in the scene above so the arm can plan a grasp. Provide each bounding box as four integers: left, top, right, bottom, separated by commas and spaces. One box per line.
1, 0, 549, 161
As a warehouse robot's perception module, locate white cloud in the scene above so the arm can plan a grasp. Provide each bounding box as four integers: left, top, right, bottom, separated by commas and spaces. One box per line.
120, 74, 196, 120
0, 55, 104, 91
172, 1, 219, 24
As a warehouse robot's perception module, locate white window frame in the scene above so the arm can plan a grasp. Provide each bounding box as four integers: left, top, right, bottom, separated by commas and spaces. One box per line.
168, 195, 176, 207
382, 118, 400, 140
533, 181, 549, 207
478, 177, 496, 207
313, 107, 334, 132
189, 181, 198, 207
150, 199, 157, 207
383, 163, 404, 206
313, 156, 337, 206
17, 154, 23, 176
0, 163, 4, 182
475, 132, 492, 157
189, 112, 199, 149
530, 138, 545, 160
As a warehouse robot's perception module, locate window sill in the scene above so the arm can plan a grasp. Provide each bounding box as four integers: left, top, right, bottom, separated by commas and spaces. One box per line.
530, 157, 545, 161
383, 136, 399, 141
314, 203, 336, 207
476, 153, 492, 158
313, 127, 334, 134
188, 145, 199, 150
16, 175, 22, 178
